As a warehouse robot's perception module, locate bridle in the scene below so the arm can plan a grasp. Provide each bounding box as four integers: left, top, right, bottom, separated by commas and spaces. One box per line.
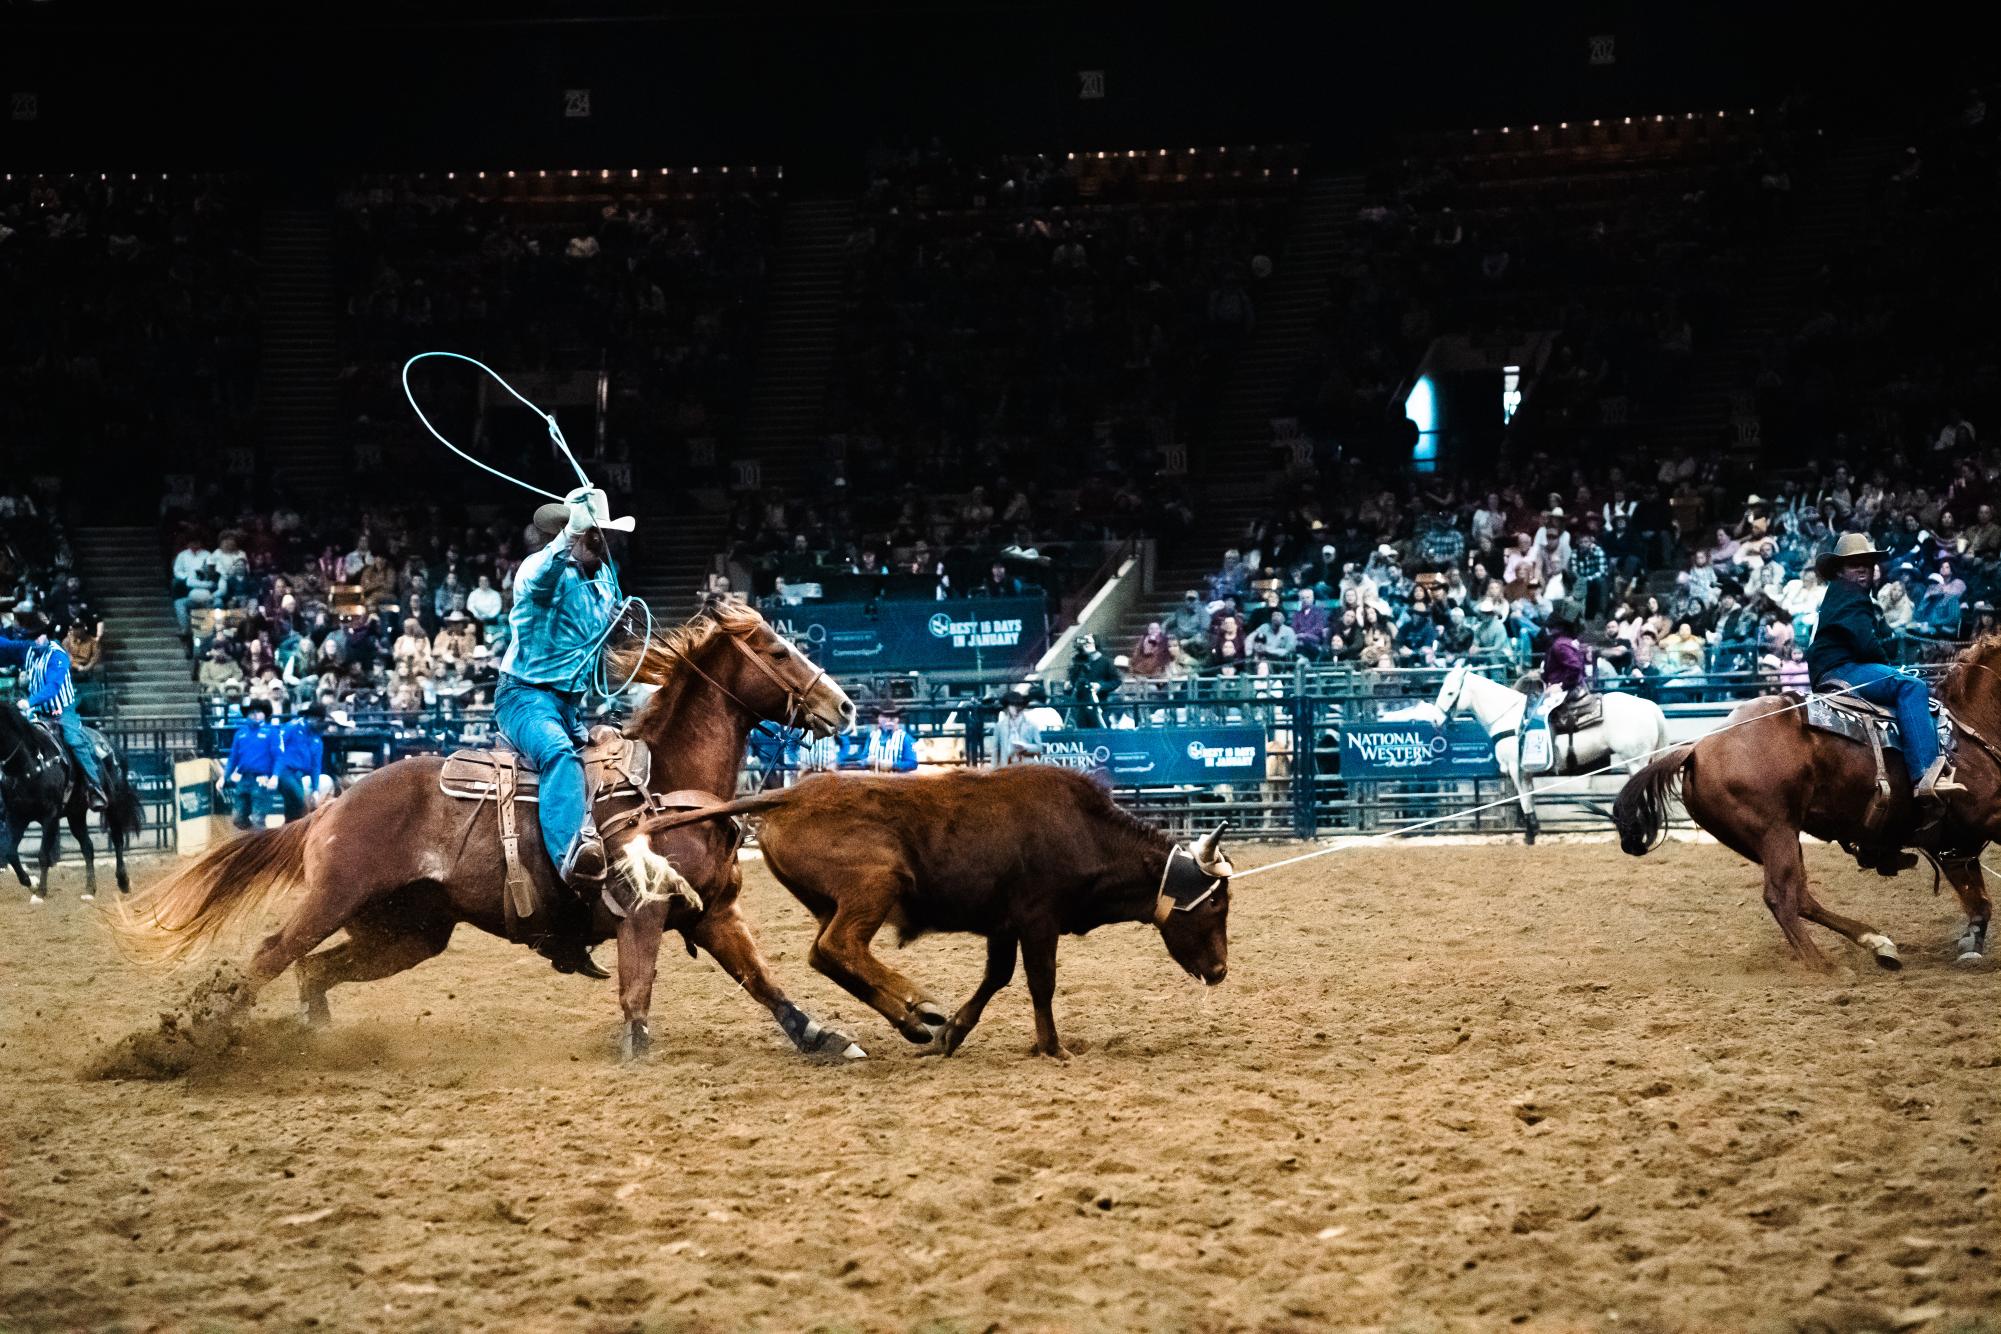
1437, 665, 1469, 716
643, 624, 836, 737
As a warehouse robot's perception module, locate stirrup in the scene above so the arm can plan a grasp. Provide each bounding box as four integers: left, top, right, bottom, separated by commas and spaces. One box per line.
560, 827, 609, 888
1917, 759, 1967, 801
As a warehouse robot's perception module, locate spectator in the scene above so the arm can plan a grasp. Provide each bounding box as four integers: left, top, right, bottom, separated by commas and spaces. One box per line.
1246, 609, 1297, 663
1129, 622, 1174, 680
851, 703, 919, 773
990, 688, 1044, 767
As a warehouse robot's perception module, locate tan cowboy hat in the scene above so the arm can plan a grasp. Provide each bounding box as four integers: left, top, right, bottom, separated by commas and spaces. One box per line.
1814, 531, 1887, 577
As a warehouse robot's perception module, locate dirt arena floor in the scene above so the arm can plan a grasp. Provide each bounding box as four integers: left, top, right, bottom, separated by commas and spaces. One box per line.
1, 837, 1997, 1333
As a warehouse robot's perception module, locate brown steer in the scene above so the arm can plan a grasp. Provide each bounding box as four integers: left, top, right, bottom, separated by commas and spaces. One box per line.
646, 766, 1233, 1059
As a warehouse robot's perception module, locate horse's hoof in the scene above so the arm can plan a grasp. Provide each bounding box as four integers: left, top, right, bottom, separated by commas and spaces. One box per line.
1957, 950, 1986, 965
79, 893, 94, 903
27, 895, 44, 906
619, 1022, 651, 1063
1860, 933, 1902, 970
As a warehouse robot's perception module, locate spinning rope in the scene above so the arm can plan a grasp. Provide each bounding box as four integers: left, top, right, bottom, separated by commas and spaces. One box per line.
401, 351, 653, 699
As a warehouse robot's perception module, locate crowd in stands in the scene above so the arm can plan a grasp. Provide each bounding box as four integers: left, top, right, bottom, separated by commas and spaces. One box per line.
0, 485, 103, 704
0, 173, 257, 496
1748, 86, 2001, 473
162, 485, 546, 721
1141, 445, 1999, 706
334, 173, 778, 492
1282, 110, 1811, 463
716, 143, 1294, 605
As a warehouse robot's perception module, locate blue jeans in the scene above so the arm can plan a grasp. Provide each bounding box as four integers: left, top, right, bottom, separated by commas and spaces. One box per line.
56, 706, 105, 789
1836, 662, 1940, 778
494, 674, 590, 868
233, 773, 305, 825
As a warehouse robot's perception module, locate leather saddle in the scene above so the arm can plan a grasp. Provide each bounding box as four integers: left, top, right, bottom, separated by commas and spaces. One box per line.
435, 727, 736, 938
26, 717, 105, 800
438, 727, 655, 931
439, 725, 653, 805
1800, 686, 1956, 838
1548, 691, 1603, 736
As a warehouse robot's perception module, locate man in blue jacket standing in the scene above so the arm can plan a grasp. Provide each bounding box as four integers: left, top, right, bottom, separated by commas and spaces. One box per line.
0, 604, 106, 809
272, 703, 326, 822
223, 697, 280, 829
1808, 532, 1964, 804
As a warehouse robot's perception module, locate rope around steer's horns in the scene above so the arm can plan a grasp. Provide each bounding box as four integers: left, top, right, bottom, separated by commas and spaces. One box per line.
1231, 665, 1956, 882
401, 351, 593, 502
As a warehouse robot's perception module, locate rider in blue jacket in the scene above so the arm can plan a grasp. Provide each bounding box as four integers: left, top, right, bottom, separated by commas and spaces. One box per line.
494, 487, 631, 896
0, 604, 107, 808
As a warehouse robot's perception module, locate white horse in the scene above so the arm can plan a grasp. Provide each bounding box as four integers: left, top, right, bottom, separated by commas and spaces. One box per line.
1434, 662, 1671, 844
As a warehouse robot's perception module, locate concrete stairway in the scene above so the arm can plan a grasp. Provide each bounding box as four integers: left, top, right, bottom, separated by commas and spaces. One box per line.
1207, 174, 1365, 473
259, 206, 344, 495
1651, 135, 1899, 459
733, 198, 855, 492
1112, 482, 1274, 652
622, 506, 729, 626
70, 526, 199, 721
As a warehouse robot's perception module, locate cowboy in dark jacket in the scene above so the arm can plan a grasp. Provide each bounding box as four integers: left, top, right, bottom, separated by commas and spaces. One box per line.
1808, 532, 1963, 802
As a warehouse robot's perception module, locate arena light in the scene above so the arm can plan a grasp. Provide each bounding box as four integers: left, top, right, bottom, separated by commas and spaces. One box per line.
1158, 149, 1168, 156
630, 168, 640, 177
446, 172, 454, 180
1501, 126, 1510, 134
1126, 150, 1135, 158
477, 171, 485, 179
1097, 151, 1106, 159
507, 170, 516, 179
570, 169, 578, 177
721, 165, 729, 173
1531, 124, 1539, 131
1067, 152, 1075, 160
600, 169, 610, 179
1624, 117, 1632, 124
1592, 119, 1601, 126
1749, 107, 1757, 115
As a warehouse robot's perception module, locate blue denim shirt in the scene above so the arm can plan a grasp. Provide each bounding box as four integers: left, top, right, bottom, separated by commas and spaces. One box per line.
499, 540, 622, 692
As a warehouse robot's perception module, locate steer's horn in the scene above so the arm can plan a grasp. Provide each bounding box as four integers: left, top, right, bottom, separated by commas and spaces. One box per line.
1193, 821, 1233, 876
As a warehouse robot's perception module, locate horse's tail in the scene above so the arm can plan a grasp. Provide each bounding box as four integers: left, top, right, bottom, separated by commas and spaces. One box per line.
1612, 743, 1693, 857
112, 816, 316, 966
641, 787, 797, 837
107, 760, 145, 847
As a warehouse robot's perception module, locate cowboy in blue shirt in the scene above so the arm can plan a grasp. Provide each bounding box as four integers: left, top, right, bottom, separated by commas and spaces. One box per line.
0, 604, 106, 808
223, 697, 282, 829
1808, 532, 1964, 804
272, 704, 327, 822
495, 487, 631, 896
847, 703, 919, 772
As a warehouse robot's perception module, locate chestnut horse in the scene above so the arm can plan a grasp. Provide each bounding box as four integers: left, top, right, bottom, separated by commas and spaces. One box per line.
1614, 638, 1999, 968
117, 600, 864, 1061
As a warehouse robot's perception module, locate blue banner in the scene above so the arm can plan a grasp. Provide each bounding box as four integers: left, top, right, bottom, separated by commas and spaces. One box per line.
769, 598, 1046, 671
1039, 726, 1267, 787
1341, 718, 1498, 779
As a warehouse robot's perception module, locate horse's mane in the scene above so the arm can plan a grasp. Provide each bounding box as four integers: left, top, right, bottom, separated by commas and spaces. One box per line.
605, 599, 771, 721
1939, 632, 2001, 704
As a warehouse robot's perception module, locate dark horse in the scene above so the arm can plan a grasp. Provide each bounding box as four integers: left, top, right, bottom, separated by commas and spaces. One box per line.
0, 702, 144, 902
1614, 637, 1999, 969
117, 600, 864, 1061
644, 766, 1235, 1059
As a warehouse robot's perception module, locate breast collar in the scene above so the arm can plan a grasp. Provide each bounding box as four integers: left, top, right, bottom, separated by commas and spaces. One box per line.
1156, 844, 1225, 915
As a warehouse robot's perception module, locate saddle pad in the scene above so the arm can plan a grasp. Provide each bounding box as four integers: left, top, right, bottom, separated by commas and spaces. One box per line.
1803, 693, 1950, 754
439, 730, 652, 803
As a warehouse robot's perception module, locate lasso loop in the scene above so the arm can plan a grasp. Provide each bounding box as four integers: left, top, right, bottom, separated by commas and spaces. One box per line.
401, 351, 591, 500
